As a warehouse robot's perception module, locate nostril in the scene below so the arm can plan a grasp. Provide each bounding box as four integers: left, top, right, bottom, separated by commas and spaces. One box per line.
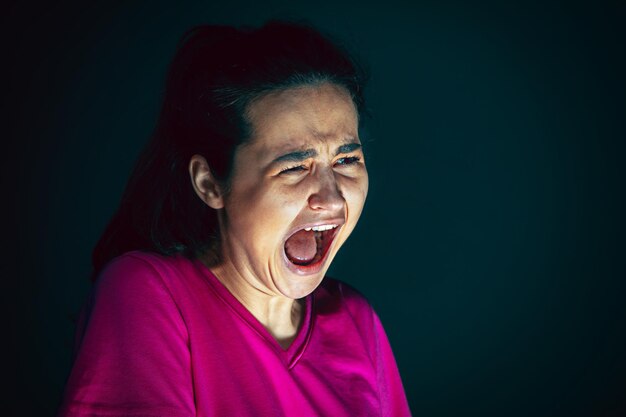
308, 194, 324, 210
308, 171, 344, 210
308, 189, 344, 211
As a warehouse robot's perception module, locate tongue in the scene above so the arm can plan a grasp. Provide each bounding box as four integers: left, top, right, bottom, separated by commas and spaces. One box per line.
285, 229, 317, 264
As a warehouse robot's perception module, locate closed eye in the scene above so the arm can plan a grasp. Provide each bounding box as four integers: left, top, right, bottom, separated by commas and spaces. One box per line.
279, 165, 307, 175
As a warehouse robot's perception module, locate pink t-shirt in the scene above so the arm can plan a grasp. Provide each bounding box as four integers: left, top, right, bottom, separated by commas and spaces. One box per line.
58, 251, 411, 416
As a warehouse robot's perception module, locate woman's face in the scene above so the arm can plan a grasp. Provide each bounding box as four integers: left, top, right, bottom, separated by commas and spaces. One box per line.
217, 82, 368, 300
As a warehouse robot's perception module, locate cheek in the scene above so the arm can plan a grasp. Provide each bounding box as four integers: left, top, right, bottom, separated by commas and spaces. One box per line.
344, 175, 369, 214
333, 176, 368, 242
227, 184, 304, 242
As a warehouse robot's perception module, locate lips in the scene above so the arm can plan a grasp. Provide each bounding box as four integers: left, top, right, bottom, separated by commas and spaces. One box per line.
283, 219, 344, 275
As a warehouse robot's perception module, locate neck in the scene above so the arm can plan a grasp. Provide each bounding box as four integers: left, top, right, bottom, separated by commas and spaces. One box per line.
206, 258, 304, 349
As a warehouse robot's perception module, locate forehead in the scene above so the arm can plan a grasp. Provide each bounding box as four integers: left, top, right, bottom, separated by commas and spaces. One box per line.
244, 83, 359, 158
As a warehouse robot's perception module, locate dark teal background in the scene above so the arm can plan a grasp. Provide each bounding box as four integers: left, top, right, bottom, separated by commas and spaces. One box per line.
3, 1, 625, 416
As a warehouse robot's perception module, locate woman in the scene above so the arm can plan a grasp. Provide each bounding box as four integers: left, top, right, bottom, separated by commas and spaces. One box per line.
59, 21, 411, 417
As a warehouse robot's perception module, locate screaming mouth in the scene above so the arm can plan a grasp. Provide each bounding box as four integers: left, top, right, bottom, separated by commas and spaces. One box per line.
284, 224, 339, 267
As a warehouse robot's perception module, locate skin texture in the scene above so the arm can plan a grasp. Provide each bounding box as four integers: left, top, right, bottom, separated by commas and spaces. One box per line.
190, 82, 368, 348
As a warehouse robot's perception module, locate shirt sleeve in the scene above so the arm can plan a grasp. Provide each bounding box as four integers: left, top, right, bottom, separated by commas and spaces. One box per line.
338, 281, 412, 417
372, 311, 413, 417
58, 254, 195, 417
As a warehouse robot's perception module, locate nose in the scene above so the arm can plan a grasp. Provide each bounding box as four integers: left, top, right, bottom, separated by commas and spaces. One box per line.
308, 169, 345, 212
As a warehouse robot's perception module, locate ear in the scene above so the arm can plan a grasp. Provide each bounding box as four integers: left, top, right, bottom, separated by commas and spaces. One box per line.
189, 154, 225, 209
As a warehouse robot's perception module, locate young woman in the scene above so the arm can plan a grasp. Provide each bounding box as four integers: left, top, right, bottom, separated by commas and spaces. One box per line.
59, 21, 411, 417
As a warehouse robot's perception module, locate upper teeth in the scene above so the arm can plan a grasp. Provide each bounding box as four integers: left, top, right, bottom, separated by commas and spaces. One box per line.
304, 224, 338, 232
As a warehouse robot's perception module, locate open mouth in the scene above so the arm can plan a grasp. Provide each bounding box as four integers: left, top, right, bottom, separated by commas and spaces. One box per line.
284, 224, 340, 269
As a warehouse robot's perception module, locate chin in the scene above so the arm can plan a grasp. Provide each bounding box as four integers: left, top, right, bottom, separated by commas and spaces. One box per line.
275, 269, 326, 299
277, 251, 342, 300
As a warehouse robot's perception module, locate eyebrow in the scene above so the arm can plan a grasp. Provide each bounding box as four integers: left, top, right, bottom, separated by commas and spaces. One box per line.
272, 149, 318, 164
271, 142, 362, 164
335, 142, 361, 155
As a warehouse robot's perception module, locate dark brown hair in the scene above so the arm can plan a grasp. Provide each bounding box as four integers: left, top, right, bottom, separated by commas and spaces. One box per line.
92, 20, 367, 277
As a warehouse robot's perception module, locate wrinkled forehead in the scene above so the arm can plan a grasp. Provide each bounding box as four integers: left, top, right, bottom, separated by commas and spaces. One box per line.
244, 83, 360, 157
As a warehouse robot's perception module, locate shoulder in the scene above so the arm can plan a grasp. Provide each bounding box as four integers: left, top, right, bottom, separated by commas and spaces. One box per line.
316, 277, 375, 320
82, 251, 191, 344
94, 250, 190, 304
97, 249, 194, 283
99, 250, 181, 277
